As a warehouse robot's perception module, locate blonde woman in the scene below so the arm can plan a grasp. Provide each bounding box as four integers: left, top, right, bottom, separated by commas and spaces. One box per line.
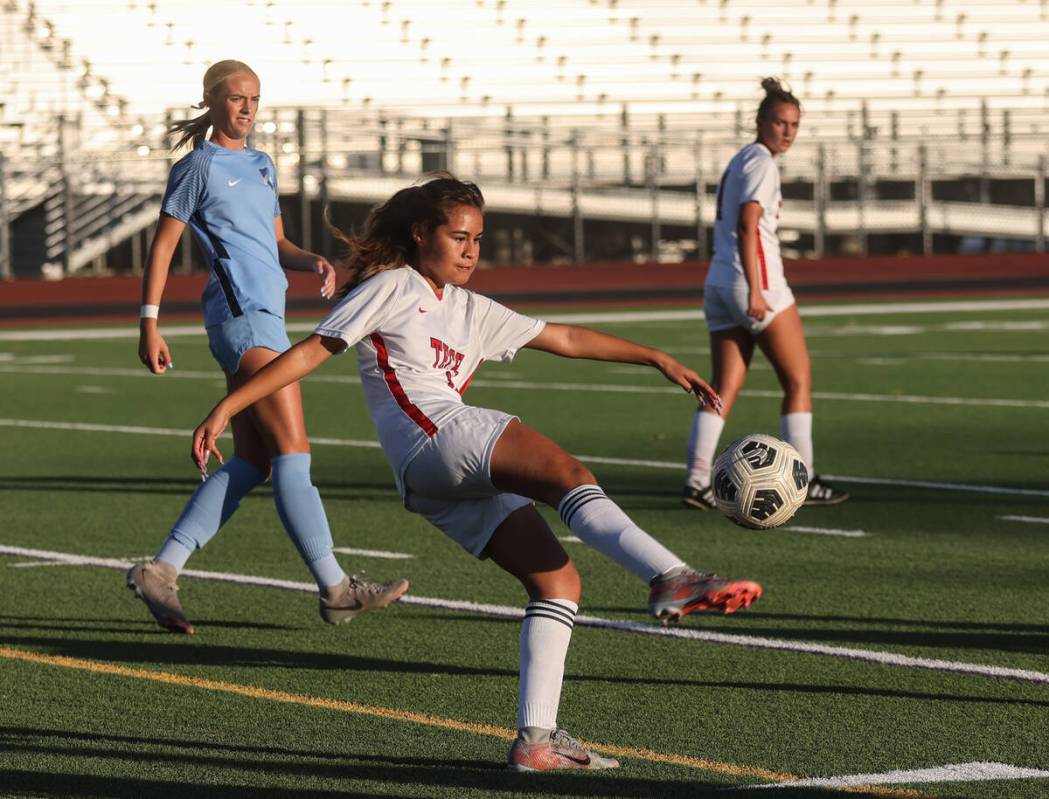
130, 60, 407, 634
683, 78, 848, 511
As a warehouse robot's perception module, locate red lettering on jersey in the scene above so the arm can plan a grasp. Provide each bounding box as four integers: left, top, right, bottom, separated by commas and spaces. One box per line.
429, 336, 464, 377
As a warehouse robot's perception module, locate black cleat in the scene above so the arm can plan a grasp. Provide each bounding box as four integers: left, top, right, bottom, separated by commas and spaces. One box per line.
682, 484, 717, 511
804, 475, 849, 506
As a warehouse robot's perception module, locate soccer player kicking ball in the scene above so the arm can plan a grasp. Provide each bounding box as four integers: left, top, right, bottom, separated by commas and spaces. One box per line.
191, 174, 762, 771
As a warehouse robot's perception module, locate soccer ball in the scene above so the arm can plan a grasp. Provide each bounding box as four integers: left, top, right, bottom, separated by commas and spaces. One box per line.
711, 434, 809, 529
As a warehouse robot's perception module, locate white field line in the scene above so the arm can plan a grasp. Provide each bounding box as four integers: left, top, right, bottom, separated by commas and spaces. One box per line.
3, 417, 1049, 500
783, 526, 870, 538
3, 544, 1048, 687
999, 515, 1049, 524
331, 546, 414, 560
744, 762, 1049, 789
2, 363, 1048, 411
821, 474, 1049, 499
3, 297, 1049, 342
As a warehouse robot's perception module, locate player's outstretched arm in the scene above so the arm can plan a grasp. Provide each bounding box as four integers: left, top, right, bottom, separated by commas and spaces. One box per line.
192, 334, 341, 471
525, 323, 722, 413
138, 214, 185, 374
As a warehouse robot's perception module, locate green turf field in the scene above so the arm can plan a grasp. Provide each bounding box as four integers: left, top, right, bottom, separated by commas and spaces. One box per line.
1, 298, 1047, 798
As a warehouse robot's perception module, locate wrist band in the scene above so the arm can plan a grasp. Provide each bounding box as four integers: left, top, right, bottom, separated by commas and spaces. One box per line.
140, 304, 160, 319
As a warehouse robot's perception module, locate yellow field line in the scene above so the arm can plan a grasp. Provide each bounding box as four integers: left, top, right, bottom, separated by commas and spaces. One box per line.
0, 645, 924, 797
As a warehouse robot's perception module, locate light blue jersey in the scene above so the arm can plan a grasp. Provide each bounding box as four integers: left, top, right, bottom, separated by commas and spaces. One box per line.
161, 140, 287, 326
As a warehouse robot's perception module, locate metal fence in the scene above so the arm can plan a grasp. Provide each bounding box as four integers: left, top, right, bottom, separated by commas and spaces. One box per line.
2, 106, 1048, 278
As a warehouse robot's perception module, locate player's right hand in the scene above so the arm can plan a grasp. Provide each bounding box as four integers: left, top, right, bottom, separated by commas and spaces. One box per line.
192, 408, 229, 476
747, 291, 769, 321
139, 328, 173, 374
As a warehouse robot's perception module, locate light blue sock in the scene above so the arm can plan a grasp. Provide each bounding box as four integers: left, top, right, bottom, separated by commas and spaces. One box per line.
271, 453, 347, 588
160, 456, 266, 570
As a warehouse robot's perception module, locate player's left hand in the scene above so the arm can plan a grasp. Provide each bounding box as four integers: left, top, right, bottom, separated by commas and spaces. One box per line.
659, 358, 723, 415
192, 408, 230, 477
315, 258, 336, 300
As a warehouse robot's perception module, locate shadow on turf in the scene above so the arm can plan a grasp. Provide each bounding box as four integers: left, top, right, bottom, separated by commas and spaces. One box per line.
0, 728, 722, 798
0, 474, 398, 501
574, 608, 1049, 636
428, 607, 1049, 654
7, 627, 1046, 712
0, 614, 298, 633
0, 632, 521, 680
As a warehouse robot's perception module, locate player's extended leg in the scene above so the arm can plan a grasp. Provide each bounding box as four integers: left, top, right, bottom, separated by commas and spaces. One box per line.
236, 347, 409, 622
483, 505, 618, 772
757, 305, 847, 505
127, 361, 272, 634
490, 420, 760, 620
683, 327, 755, 509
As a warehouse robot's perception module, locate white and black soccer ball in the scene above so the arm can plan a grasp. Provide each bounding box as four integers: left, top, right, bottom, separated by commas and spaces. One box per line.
711, 433, 809, 529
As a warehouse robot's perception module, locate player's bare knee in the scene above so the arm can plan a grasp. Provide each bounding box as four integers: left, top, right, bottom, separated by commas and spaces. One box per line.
529, 560, 581, 604
557, 456, 595, 491
781, 374, 811, 401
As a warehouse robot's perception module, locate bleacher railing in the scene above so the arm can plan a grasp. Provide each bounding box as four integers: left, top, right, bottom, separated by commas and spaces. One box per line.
4, 105, 1048, 278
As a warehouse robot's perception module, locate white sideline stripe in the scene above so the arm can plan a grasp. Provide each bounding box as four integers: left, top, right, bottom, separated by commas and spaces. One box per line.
784, 526, 869, 538
3, 418, 1049, 500
3, 363, 1049, 410
999, 515, 1049, 525
3, 298, 1049, 342
559, 536, 583, 543
2, 544, 1048, 687
821, 474, 1049, 499
331, 546, 414, 560
745, 762, 1049, 789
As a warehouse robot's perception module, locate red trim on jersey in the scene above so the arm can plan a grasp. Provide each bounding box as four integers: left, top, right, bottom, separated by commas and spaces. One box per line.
756, 234, 769, 290
370, 333, 438, 438
457, 359, 484, 395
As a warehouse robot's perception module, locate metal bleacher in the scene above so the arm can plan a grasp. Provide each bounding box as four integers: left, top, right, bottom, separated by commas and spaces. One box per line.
2, 0, 1049, 277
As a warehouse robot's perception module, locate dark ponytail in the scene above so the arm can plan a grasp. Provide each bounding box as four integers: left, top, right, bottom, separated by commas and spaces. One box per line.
331, 173, 485, 298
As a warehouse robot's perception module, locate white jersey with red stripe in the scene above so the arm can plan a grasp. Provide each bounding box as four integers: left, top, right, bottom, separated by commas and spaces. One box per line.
314, 266, 545, 491
706, 141, 785, 292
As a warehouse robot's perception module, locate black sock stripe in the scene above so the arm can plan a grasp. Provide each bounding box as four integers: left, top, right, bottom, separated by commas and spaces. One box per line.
559, 487, 607, 527
524, 610, 575, 629
527, 601, 577, 624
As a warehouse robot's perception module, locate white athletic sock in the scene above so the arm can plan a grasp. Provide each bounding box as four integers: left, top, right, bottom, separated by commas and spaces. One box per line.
685, 411, 726, 489
558, 485, 683, 581
781, 412, 814, 479
517, 599, 577, 731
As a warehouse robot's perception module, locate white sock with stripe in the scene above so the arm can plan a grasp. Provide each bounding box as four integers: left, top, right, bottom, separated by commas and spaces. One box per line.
685, 410, 726, 489
781, 412, 814, 479
558, 485, 683, 582
517, 599, 577, 731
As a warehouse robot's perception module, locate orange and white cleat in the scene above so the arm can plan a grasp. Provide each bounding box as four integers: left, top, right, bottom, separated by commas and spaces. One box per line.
648, 567, 761, 622
508, 728, 619, 772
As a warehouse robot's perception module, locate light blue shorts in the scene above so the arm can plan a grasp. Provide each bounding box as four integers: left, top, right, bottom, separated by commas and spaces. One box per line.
402, 407, 532, 558
206, 310, 292, 374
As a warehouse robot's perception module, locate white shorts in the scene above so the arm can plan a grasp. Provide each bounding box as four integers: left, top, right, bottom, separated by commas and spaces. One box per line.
402, 406, 532, 558
703, 282, 796, 335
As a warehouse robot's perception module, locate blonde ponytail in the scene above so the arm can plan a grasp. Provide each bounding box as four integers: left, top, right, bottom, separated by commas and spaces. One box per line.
168, 59, 259, 151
